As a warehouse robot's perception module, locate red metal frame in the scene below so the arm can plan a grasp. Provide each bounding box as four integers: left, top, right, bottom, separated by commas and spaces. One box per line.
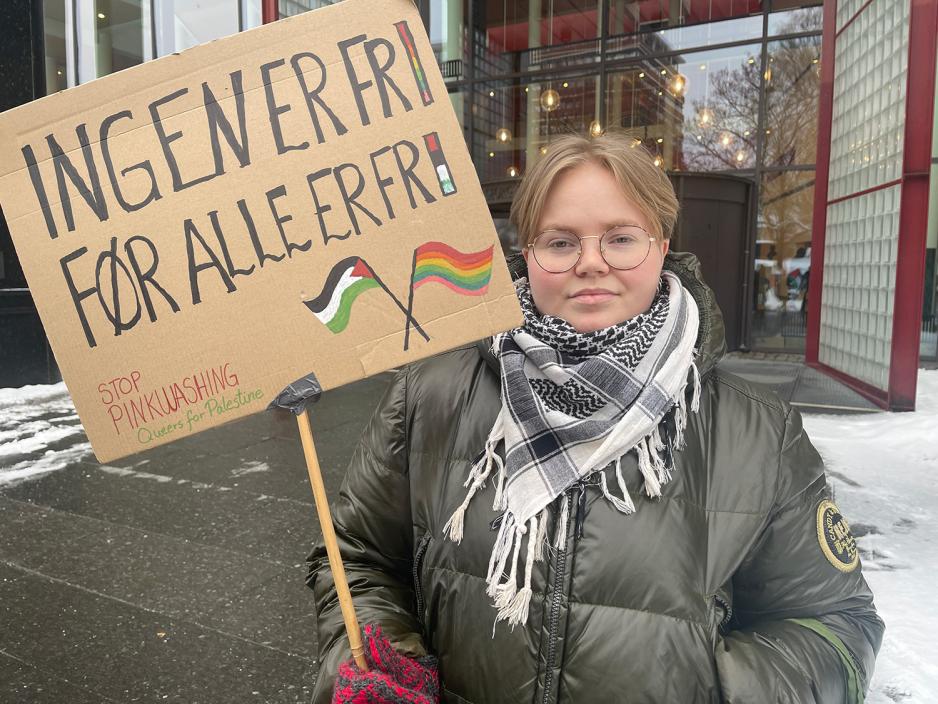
804, 0, 837, 366
887, 0, 938, 410
808, 0, 938, 411
263, 0, 278, 24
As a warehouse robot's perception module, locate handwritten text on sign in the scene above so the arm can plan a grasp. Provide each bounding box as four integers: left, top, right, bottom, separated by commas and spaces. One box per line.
0, 0, 520, 462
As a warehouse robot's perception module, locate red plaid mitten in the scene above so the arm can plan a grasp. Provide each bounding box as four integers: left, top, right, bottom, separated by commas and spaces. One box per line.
332, 624, 439, 704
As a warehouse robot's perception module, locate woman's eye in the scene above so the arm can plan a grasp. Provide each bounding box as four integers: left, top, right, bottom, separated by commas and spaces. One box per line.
547, 239, 576, 249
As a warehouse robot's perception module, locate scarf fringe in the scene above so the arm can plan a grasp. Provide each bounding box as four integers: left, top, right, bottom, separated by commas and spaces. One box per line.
484, 514, 539, 628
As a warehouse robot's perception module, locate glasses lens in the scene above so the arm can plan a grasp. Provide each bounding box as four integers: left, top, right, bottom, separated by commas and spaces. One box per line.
601, 227, 651, 270
533, 231, 580, 272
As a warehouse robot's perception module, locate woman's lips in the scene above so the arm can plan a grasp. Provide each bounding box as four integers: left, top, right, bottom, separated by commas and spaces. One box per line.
570, 289, 617, 304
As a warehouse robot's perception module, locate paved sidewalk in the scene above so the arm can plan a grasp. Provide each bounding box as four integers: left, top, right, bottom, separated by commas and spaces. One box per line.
719, 352, 880, 413
0, 355, 880, 703
0, 372, 394, 704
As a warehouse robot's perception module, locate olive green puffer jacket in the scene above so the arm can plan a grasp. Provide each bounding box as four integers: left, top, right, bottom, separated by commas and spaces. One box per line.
307, 252, 883, 703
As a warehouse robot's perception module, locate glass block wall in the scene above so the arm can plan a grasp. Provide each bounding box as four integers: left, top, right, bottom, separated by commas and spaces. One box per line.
818, 0, 910, 389
819, 185, 900, 389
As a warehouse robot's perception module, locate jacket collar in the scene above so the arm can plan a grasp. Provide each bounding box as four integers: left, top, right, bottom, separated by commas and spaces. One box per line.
476, 250, 726, 377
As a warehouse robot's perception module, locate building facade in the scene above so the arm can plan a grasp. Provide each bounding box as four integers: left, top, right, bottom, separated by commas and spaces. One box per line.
0, 0, 935, 395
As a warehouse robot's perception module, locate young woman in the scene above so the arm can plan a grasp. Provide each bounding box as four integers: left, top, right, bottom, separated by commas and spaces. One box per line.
308, 132, 883, 703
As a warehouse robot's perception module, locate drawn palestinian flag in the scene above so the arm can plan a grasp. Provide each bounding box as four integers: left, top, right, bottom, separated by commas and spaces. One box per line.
305, 257, 381, 333
411, 242, 495, 295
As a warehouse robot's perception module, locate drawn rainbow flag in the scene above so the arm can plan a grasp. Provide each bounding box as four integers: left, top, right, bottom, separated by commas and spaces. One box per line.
411, 242, 494, 295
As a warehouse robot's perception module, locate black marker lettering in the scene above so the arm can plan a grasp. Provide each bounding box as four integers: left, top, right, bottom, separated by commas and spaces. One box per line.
47, 125, 109, 231
306, 168, 349, 245
149, 88, 216, 191
208, 209, 255, 278
392, 139, 435, 209
334, 162, 382, 235
364, 37, 412, 118
203, 70, 251, 175
261, 59, 309, 154
237, 198, 286, 266
266, 184, 312, 256
290, 52, 348, 143
184, 218, 237, 305
60, 246, 98, 347
100, 110, 162, 213
124, 235, 180, 322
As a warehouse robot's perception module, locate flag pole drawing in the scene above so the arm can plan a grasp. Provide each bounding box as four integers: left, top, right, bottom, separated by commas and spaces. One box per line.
403, 242, 495, 350
305, 257, 428, 340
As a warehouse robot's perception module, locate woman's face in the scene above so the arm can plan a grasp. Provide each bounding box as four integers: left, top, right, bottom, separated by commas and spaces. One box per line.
523, 161, 669, 332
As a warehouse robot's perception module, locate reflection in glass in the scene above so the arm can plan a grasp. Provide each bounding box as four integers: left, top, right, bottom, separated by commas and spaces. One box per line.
430, 0, 469, 81
604, 43, 761, 171
95, 0, 145, 77
607, 0, 765, 34
475, 75, 600, 182
767, 6, 822, 36
43, 0, 68, 93
473, 0, 602, 77
158, 0, 240, 54
279, 0, 342, 18
752, 170, 815, 351
764, 34, 821, 167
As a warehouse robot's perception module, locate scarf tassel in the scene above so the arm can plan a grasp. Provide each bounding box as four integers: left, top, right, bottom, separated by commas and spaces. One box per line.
445, 410, 506, 543
487, 515, 539, 628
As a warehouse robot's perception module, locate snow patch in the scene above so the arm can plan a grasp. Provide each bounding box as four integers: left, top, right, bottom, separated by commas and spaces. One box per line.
0, 442, 92, 485
803, 369, 938, 704
231, 460, 270, 477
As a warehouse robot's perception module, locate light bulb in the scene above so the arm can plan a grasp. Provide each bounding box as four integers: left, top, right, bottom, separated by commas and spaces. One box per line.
496, 128, 512, 143
540, 88, 560, 112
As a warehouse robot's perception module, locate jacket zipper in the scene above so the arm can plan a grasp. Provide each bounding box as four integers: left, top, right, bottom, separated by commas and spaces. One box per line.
541, 492, 574, 704
414, 533, 431, 618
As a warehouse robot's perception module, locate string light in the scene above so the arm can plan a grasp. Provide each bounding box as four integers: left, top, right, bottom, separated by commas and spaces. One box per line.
540, 88, 559, 111
496, 128, 512, 143
653, 156, 663, 167
507, 166, 519, 177
720, 133, 731, 147
589, 120, 603, 137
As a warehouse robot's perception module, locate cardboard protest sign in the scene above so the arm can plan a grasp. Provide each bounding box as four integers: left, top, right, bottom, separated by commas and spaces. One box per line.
0, 0, 522, 463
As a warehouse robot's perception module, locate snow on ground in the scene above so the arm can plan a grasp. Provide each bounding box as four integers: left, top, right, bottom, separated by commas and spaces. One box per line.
1, 374, 937, 699
0, 382, 91, 485
803, 369, 938, 704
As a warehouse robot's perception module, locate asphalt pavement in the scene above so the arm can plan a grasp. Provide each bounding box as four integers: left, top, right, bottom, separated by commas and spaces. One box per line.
0, 372, 395, 703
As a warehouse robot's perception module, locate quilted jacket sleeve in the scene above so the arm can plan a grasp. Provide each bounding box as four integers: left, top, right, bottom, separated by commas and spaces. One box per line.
715, 408, 885, 703
305, 370, 426, 704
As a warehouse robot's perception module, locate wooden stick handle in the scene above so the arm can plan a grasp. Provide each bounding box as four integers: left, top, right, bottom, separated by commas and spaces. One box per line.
296, 410, 368, 672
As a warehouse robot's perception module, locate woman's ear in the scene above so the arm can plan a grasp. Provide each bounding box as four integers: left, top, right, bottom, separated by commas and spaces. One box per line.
662, 239, 670, 256
522, 246, 529, 262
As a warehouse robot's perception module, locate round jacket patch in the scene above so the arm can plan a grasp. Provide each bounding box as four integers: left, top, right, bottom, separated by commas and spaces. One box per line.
816, 500, 859, 573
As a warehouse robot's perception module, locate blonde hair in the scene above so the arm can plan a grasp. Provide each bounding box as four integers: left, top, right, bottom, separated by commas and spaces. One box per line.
509, 131, 679, 247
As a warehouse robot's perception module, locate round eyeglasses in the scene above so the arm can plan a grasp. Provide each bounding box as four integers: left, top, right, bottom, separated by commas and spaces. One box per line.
527, 225, 657, 273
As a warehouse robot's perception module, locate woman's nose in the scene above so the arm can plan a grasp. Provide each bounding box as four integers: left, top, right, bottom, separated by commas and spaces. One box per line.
575, 237, 609, 275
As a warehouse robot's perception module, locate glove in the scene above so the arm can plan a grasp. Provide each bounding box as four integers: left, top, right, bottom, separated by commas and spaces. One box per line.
332, 624, 440, 704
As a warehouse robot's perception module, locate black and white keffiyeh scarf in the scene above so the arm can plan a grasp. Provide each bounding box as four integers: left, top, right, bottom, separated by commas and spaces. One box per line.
443, 270, 701, 628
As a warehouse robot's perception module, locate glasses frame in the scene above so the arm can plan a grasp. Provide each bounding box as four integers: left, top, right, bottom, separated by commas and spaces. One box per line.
527, 225, 658, 273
